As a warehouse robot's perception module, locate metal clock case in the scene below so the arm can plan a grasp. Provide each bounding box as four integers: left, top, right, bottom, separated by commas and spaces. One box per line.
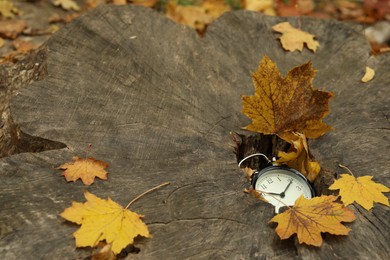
251, 166, 315, 213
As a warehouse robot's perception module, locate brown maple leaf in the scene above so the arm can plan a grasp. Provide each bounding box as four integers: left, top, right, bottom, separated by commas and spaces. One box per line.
270, 195, 355, 247
241, 55, 333, 139
276, 132, 320, 182
57, 156, 109, 185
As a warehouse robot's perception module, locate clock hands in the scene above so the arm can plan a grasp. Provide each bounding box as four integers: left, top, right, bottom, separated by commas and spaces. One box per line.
261, 180, 293, 198
279, 180, 293, 198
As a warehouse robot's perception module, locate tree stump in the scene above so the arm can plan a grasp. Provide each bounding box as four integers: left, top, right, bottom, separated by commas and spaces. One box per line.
1, 5, 389, 259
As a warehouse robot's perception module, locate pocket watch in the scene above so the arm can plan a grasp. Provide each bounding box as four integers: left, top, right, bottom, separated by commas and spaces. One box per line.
239, 153, 315, 213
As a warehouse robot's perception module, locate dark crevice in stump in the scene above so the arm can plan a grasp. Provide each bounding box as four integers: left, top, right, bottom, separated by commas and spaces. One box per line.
234, 132, 337, 196
14, 130, 67, 155
0, 47, 66, 157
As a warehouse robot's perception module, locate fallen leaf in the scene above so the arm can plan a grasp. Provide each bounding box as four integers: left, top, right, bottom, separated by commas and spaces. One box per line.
244, 0, 276, 15
361, 66, 375, 82
57, 156, 109, 185
242, 167, 256, 180
244, 187, 268, 202
270, 195, 355, 247
275, 0, 315, 16
0, 37, 4, 48
0, 0, 21, 18
276, 132, 320, 182
12, 39, 39, 53
131, 0, 159, 8
60, 191, 151, 254
52, 0, 81, 11
241, 56, 333, 138
91, 243, 116, 260
112, 0, 127, 5
0, 20, 27, 39
272, 22, 320, 52
329, 174, 390, 210
167, 0, 230, 31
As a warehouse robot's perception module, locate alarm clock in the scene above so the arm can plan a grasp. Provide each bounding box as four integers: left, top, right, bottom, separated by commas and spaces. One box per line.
239, 153, 315, 213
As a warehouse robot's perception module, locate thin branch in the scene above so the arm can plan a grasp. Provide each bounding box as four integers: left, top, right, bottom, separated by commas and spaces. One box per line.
338, 164, 355, 177
125, 182, 170, 209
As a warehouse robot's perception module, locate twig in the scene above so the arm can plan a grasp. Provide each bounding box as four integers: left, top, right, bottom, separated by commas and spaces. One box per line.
125, 182, 170, 209
338, 164, 355, 177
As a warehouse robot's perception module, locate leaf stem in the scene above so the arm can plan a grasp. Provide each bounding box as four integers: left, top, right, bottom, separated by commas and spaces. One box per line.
125, 182, 170, 209
338, 164, 355, 177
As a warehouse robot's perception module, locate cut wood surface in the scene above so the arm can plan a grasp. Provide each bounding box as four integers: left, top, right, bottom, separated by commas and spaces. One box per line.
0, 5, 389, 259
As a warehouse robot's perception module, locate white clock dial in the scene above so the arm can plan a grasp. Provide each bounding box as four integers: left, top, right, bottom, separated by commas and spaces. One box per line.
254, 168, 313, 213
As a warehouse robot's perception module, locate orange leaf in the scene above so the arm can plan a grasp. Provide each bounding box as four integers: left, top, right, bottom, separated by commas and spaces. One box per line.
241, 56, 333, 138
60, 191, 151, 254
58, 156, 109, 185
270, 195, 355, 247
276, 132, 320, 182
272, 22, 320, 52
329, 174, 390, 210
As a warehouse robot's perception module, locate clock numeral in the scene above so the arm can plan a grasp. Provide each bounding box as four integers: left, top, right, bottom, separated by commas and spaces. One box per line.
287, 178, 293, 183
266, 178, 273, 184
296, 186, 302, 191
260, 184, 267, 190
277, 177, 281, 181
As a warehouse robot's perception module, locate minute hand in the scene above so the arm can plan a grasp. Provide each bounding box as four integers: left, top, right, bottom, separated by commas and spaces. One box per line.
280, 180, 292, 198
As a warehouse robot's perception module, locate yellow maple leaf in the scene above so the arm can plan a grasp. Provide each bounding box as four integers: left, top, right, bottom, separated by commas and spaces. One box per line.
329, 174, 390, 210
60, 191, 151, 254
52, 0, 81, 11
276, 132, 320, 182
241, 55, 333, 138
57, 156, 109, 185
361, 66, 375, 83
272, 22, 320, 52
270, 195, 355, 247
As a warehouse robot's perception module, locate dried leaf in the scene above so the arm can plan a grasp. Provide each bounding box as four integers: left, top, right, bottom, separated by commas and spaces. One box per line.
12, 39, 39, 53
60, 191, 151, 254
244, 0, 276, 15
241, 167, 256, 180
244, 187, 268, 202
275, 0, 315, 16
0, 0, 21, 18
167, 0, 230, 31
270, 195, 355, 247
0, 37, 4, 48
241, 56, 333, 138
329, 174, 390, 210
57, 156, 109, 185
272, 22, 320, 52
0, 20, 27, 39
112, 0, 127, 5
361, 66, 375, 82
131, 0, 159, 8
276, 132, 320, 182
52, 0, 81, 11
91, 243, 116, 260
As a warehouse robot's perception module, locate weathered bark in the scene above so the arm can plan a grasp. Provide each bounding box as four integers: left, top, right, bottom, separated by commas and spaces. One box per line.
0, 5, 389, 259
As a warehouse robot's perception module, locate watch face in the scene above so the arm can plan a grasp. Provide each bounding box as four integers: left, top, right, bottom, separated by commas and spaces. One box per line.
253, 166, 314, 213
